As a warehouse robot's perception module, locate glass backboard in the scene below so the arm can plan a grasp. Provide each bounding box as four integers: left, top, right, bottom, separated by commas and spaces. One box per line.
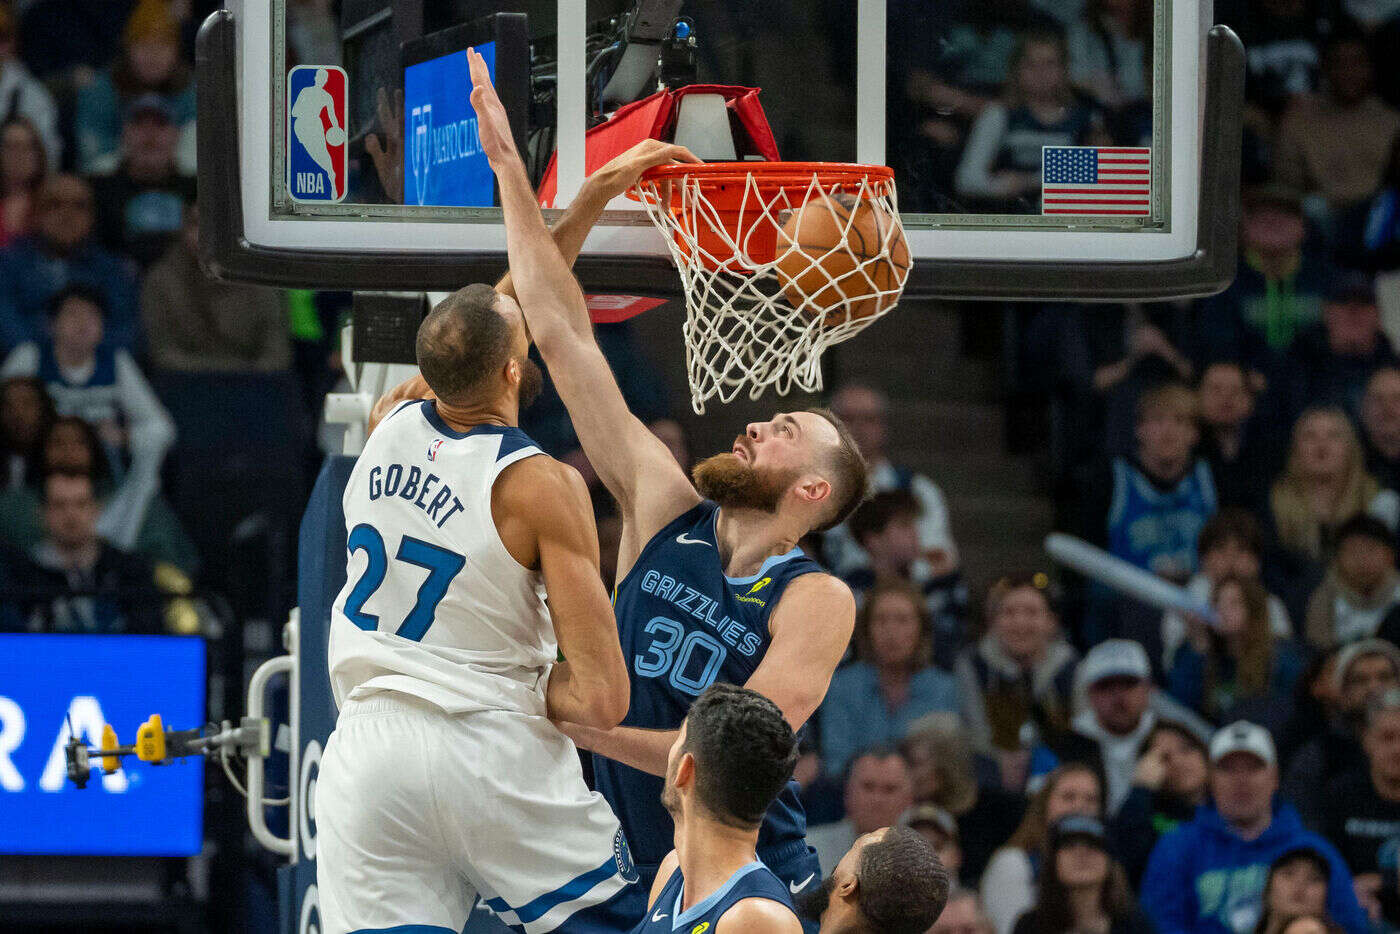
196, 0, 1242, 299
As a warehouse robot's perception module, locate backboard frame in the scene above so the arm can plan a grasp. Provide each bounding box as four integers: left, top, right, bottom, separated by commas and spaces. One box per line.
196, 4, 1243, 301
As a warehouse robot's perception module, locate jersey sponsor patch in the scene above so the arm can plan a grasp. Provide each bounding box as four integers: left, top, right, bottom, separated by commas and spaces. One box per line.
614, 827, 640, 883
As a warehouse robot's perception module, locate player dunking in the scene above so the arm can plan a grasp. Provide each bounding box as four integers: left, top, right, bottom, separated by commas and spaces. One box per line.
469, 49, 866, 925
314, 281, 642, 927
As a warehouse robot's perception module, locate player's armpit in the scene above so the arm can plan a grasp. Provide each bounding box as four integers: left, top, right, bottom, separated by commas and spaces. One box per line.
650, 851, 680, 910
367, 374, 433, 436
742, 574, 855, 732
495, 456, 628, 728
714, 897, 804, 934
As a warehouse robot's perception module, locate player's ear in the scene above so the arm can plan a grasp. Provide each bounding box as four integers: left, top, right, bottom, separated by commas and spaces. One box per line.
798, 476, 831, 509
675, 752, 696, 790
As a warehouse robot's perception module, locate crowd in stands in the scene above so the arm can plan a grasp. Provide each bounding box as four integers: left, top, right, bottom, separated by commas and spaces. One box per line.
17, 1, 1400, 933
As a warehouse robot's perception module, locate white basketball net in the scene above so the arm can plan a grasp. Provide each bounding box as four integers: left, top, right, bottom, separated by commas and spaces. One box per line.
634, 167, 909, 414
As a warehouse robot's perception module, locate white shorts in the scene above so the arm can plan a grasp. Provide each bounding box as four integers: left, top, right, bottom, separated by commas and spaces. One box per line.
314, 693, 639, 934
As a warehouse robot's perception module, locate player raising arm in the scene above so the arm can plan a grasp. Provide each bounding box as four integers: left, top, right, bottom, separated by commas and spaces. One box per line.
469, 48, 866, 917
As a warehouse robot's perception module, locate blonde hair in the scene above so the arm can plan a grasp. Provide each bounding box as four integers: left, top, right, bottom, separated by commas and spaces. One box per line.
1271, 407, 1379, 559
899, 724, 978, 815
1203, 575, 1274, 717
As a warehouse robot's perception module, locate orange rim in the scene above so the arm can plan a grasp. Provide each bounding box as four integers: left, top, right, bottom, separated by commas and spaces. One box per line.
634, 161, 894, 200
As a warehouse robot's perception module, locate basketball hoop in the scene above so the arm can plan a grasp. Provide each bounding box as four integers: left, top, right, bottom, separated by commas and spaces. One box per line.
633, 162, 911, 414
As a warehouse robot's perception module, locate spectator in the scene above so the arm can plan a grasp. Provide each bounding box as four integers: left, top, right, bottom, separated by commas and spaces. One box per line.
1141, 721, 1368, 934
981, 763, 1103, 934
1, 284, 174, 551
1275, 31, 1400, 219
820, 578, 961, 780
141, 204, 291, 374
1162, 510, 1294, 676
1270, 919, 1342, 934
900, 722, 1028, 885
1252, 847, 1346, 934
89, 95, 196, 269
0, 415, 195, 574
900, 803, 964, 888
1360, 366, 1400, 491
932, 890, 996, 934
0, 3, 59, 165
0, 173, 139, 353
647, 417, 690, 469
1057, 639, 1212, 816
1168, 576, 1305, 732
807, 746, 915, 878
954, 573, 1078, 786
1010, 815, 1154, 934
1229, 0, 1332, 119
0, 374, 49, 488
1195, 187, 1327, 365
0, 116, 45, 248
1094, 382, 1218, 582
1066, 0, 1153, 111
828, 384, 960, 578
1268, 407, 1392, 611
1319, 688, 1400, 928
1303, 514, 1400, 649
954, 29, 1108, 213
1284, 640, 1400, 828
15, 470, 165, 634
1284, 271, 1399, 424
1197, 361, 1276, 514
1109, 720, 1212, 887
74, 0, 195, 177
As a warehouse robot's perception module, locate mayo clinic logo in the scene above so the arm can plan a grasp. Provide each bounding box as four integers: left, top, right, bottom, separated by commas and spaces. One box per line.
287, 65, 348, 203
409, 103, 485, 206
411, 104, 433, 206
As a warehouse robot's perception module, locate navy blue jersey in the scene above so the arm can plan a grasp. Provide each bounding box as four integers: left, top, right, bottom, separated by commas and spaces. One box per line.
631, 861, 796, 934
595, 501, 824, 876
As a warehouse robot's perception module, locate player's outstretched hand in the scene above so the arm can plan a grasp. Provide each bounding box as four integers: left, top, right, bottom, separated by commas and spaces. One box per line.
586, 139, 701, 201
467, 47, 519, 168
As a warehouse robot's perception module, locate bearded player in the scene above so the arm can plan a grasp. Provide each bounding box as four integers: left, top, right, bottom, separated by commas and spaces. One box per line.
468, 49, 864, 925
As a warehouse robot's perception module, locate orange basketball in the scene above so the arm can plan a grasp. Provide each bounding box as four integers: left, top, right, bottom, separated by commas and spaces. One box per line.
774, 192, 910, 326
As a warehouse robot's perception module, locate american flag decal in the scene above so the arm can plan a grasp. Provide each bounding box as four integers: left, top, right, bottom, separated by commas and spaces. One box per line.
1042, 146, 1152, 216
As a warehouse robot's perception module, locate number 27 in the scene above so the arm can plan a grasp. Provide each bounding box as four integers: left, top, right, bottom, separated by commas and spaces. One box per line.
343, 523, 465, 641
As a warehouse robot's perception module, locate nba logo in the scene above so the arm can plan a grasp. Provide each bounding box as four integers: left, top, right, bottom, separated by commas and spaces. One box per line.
427, 438, 443, 461
287, 65, 348, 203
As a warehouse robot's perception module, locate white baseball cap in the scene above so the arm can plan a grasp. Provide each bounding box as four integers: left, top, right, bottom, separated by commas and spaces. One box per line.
1209, 721, 1276, 767
1078, 639, 1151, 687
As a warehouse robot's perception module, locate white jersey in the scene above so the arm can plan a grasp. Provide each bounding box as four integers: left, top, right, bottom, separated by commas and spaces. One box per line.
327, 399, 556, 717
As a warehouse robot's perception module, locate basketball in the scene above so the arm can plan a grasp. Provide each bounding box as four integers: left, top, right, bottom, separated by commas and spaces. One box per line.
774, 191, 910, 327
326, 127, 347, 147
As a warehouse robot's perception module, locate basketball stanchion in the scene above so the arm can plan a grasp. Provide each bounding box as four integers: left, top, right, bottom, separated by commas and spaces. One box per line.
633, 162, 911, 413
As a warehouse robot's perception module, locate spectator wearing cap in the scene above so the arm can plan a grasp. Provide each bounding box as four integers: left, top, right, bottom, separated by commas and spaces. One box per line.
900, 803, 964, 890
74, 0, 196, 177
1284, 640, 1400, 828
828, 384, 962, 576
1275, 30, 1400, 222
1053, 639, 1210, 817
981, 763, 1103, 934
1141, 721, 1368, 934
818, 577, 960, 781
89, 93, 196, 270
140, 203, 291, 375
807, 746, 915, 879
954, 574, 1078, 789
1011, 815, 1154, 934
1109, 719, 1212, 887
0, 284, 172, 554
1303, 514, 1400, 649
1283, 270, 1398, 425
1162, 510, 1293, 676
1320, 688, 1400, 928
1168, 574, 1305, 733
0, 174, 139, 354
900, 722, 1028, 885
1360, 366, 1400, 491
1253, 847, 1344, 934
0, 3, 60, 166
